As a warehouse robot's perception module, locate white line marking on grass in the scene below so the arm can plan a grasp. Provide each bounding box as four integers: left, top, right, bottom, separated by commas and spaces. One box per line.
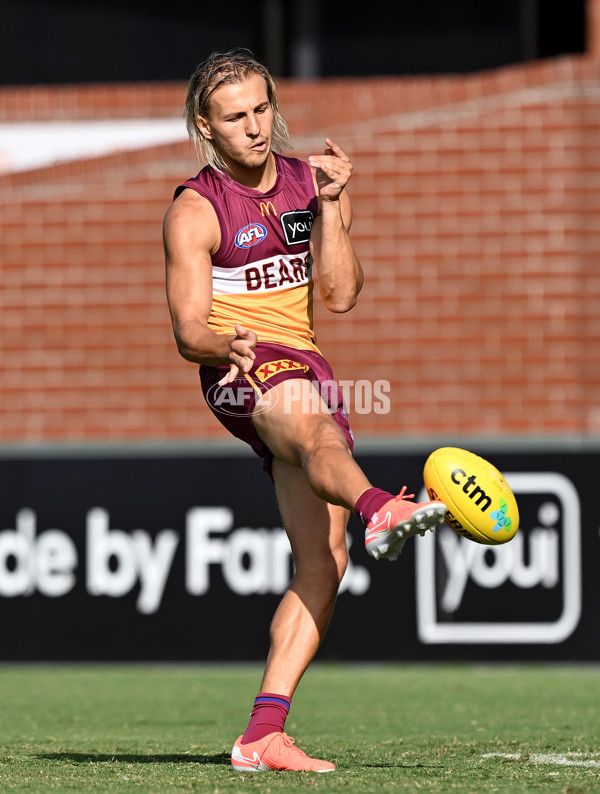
482, 753, 600, 768
531, 754, 600, 768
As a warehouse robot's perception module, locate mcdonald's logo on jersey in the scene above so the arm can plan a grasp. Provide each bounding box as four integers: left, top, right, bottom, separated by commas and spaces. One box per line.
260, 201, 277, 217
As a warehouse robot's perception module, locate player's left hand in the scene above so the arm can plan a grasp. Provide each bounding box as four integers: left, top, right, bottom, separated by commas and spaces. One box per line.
308, 138, 353, 202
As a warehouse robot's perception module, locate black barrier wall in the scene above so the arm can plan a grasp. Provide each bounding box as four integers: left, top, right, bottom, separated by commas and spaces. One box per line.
0, 446, 597, 661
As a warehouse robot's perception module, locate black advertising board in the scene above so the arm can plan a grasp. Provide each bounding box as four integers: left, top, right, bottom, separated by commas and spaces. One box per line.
0, 446, 597, 661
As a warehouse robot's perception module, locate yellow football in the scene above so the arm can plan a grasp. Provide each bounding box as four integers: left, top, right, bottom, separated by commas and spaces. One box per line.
423, 447, 519, 545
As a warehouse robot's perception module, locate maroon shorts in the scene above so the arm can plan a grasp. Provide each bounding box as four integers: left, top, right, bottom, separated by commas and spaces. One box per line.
200, 342, 354, 476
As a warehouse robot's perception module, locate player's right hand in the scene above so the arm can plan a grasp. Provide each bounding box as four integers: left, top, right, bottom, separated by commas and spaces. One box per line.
218, 323, 258, 385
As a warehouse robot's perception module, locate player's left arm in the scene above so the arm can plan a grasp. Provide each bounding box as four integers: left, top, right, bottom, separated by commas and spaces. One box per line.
308, 139, 364, 313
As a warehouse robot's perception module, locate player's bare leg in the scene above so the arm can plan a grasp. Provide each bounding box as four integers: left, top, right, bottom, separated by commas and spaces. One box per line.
232, 378, 444, 771
261, 458, 349, 695
253, 378, 446, 562
252, 378, 371, 508
232, 458, 346, 772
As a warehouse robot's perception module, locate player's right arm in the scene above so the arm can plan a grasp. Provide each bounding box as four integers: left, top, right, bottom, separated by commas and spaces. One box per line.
163, 189, 257, 380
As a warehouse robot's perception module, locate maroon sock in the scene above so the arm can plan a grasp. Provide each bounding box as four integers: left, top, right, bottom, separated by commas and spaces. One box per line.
241, 692, 292, 744
354, 487, 393, 526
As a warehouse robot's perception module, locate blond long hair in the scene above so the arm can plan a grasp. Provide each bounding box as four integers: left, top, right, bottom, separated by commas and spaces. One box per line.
185, 49, 291, 173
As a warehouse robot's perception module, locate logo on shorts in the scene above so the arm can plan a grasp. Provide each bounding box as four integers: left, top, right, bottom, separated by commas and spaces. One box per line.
255, 359, 309, 382
235, 223, 267, 248
280, 210, 313, 246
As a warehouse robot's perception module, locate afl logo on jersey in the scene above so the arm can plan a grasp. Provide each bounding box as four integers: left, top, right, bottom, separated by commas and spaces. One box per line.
235, 223, 267, 248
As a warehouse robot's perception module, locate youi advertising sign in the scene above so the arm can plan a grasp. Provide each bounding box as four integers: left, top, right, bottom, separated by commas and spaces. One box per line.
415, 472, 582, 644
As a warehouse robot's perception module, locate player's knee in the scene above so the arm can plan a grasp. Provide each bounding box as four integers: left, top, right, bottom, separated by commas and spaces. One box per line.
330, 531, 349, 582
295, 536, 347, 590
311, 539, 348, 587
333, 543, 349, 586
302, 415, 349, 464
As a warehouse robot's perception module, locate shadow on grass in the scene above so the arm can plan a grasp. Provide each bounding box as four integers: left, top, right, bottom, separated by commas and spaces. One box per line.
365, 763, 445, 769
37, 754, 446, 771
36, 752, 231, 766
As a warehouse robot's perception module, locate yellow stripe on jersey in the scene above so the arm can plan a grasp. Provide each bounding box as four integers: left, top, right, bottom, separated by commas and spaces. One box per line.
208, 281, 320, 353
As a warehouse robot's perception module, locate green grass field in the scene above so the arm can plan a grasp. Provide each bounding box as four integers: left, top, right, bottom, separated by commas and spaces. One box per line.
0, 663, 598, 792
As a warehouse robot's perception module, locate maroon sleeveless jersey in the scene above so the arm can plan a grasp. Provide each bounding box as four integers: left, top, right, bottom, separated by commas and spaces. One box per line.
176, 153, 320, 353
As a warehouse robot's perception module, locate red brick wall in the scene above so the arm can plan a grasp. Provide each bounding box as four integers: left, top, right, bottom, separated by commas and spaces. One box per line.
1, 54, 599, 443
